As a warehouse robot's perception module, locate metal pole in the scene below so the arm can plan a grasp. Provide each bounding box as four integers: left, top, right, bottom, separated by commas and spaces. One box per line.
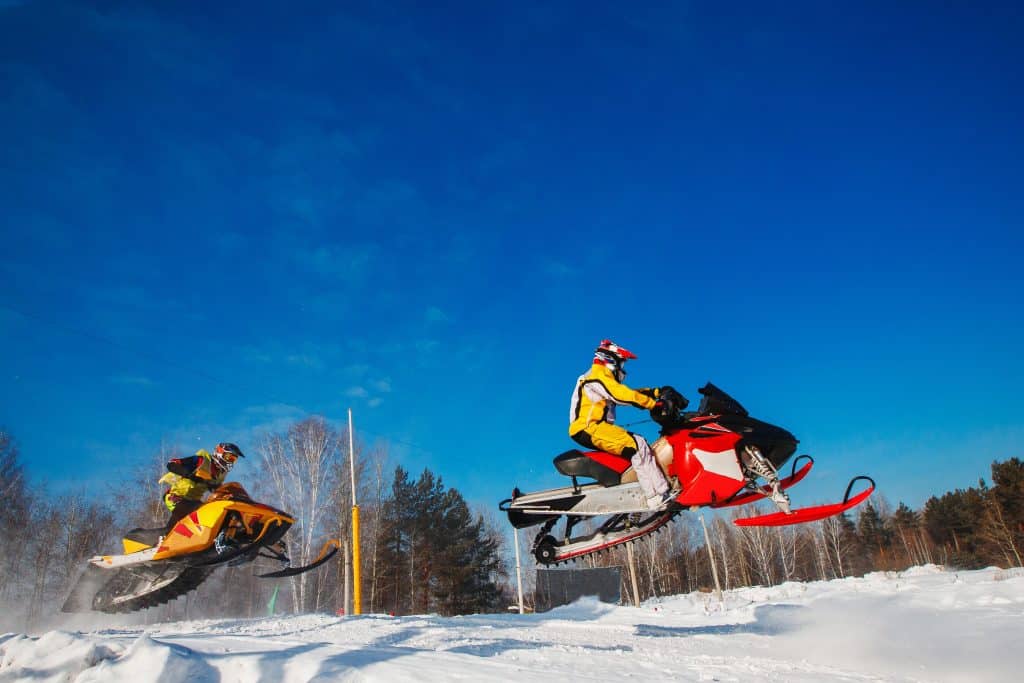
343, 540, 351, 616
513, 527, 524, 614
349, 408, 362, 615
626, 541, 641, 607
699, 512, 723, 604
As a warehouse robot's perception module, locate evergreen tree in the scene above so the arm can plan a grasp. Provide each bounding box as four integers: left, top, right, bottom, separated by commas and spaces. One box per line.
377, 466, 416, 615
923, 487, 986, 568
377, 466, 507, 616
979, 459, 1024, 567
857, 503, 892, 568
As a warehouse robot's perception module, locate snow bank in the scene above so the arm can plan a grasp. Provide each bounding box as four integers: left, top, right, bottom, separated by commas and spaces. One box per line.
2, 565, 1020, 682
0, 630, 120, 683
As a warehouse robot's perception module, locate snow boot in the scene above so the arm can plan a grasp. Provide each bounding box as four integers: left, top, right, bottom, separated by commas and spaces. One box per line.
741, 444, 792, 514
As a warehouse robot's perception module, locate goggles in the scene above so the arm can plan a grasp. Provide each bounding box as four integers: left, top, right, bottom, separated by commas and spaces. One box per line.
215, 444, 240, 464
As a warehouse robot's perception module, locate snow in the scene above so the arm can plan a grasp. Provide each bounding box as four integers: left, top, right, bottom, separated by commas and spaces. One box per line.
2, 565, 1021, 682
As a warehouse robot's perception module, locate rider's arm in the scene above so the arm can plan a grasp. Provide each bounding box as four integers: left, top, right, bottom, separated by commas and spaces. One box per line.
596, 374, 657, 410
166, 455, 203, 480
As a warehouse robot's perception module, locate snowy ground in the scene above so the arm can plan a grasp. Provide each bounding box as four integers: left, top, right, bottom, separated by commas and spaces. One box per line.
2, 565, 1021, 683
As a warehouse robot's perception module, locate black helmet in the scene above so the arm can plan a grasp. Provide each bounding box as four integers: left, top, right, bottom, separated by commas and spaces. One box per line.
212, 442, 244, 470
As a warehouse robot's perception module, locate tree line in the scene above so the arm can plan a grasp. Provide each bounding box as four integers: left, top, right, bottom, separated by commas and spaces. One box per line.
1, 422, 1020, 628
550, 457, 1024, 607
0, 420, 508, 631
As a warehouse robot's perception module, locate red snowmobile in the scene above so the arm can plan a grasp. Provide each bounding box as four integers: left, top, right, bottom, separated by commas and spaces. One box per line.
501, 383, 874, 565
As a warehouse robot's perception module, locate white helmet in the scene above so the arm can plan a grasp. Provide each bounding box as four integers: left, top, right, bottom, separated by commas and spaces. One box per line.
593, 339, 637, 380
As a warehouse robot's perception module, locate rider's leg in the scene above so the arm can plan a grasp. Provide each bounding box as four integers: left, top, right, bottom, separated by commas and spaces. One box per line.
581, 422, 671, 507
163, 496, 202, 532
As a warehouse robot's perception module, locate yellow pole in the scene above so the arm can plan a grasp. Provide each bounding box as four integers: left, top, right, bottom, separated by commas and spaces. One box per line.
352, 504, 361, 614
348, 408, 362, 615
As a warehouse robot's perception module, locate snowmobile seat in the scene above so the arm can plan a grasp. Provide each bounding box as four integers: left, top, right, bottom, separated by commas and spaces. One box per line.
124, 527, 164, 547
553, 449, 624, 488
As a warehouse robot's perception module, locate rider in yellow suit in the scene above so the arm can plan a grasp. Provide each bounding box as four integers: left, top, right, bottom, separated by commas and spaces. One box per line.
159, 442, 244, 528
569, 340, 674, 509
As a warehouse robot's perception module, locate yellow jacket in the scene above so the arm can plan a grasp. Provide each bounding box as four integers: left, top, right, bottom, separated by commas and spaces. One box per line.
159, 449, 226, 502
569, 363, 657, 436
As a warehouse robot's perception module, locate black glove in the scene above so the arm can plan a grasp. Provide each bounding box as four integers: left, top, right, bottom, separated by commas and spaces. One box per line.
659, 386, 689, 410
649, 399, 667, 421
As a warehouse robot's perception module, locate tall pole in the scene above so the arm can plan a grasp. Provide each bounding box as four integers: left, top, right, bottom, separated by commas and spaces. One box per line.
349, 408, 362, 615
513, 527, 524, 614
699, 512, 723, 604
626, 541, 641, 607
343, 540, 351, 615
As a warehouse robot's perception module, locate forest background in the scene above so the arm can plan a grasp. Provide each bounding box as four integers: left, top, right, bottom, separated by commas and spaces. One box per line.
1, 419, 1021, 633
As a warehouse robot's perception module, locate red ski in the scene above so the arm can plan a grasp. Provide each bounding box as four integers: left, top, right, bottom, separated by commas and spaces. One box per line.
733, 476, 875, 527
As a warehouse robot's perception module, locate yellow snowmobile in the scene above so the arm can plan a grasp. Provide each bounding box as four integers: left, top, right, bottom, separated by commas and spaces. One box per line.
62, 483, 340, 614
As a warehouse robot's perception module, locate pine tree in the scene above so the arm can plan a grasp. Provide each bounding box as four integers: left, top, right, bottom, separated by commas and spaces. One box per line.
923, 488, 986, 568
857, 503, 891, 569
889, 502, 930, 567
377, 466, 507, 616
978, 459, 1024, 567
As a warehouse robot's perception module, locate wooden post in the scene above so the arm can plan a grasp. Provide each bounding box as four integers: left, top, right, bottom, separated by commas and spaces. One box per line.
699, 512, 723, 604
514, 527, 525, 614
626, 541, 641, 607
343, 539, 351, 615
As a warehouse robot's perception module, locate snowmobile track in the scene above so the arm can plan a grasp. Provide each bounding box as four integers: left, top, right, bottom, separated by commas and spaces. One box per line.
95, 566, 214, 614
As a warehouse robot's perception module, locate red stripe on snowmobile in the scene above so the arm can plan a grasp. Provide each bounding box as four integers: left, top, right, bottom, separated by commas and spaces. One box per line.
733, 477, 875, 527
189, 512, 200, 524
173, 523, 194, 538
584, 450, 631, 474
713, 457, 814, 509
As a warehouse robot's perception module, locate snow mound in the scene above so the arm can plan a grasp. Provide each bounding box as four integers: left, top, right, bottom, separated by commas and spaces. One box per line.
76, 635, 217, 683
0, 630, 121, 683
899, 563, 946, 577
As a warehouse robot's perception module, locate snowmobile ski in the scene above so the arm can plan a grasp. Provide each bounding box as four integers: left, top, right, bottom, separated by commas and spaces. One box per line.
258, 538, 342, 578
733, 476, 875, 527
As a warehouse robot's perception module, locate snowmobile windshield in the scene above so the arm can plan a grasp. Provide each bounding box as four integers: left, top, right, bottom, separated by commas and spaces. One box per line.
208, 482, 254, 502
697, 383, 749, 417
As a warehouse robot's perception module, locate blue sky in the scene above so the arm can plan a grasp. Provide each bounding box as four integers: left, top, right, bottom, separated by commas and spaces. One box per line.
2, 2, 1022, 515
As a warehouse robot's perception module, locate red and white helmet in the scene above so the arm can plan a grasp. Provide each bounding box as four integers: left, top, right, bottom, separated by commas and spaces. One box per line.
593, 339, 637, 378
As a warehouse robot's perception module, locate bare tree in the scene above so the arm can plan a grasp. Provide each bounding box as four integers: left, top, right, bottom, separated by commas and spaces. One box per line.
980, 488, 1023, 567
819, 514, 855, 578
257, 416, 342, 613
366, 447, 388, 613
0, 431, 30, 606
735, 507, 776, 586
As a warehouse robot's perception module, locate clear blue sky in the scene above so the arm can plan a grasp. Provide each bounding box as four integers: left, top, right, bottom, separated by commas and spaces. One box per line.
2, 2, 1021, 514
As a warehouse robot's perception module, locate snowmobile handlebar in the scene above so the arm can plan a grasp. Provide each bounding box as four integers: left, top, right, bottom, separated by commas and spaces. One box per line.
651, 386, 689, 425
